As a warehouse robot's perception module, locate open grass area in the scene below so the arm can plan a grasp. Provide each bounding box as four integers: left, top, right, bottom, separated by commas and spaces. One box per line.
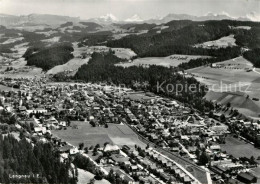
220, 135, 260, 161
51, 121, 145, 148
77, 168, 111, 184
187, 56, 260, 117
124, 92, 157, 101
116, 54, 210, 68
0, 84, 19, 91
251, 167, 260, 183
194, 34, 237, 49
112, 48, 136, 60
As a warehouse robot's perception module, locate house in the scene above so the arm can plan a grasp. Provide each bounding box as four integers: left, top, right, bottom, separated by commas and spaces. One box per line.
59, 145, 78, 154
103, 144, 120, 154
114, 169, 135, 184
210, 145, 221, 152
237, 172, 257, 184
34, 126, 47, 134
122, 145, 131, 154
18, 106, 27, 112
59, 145, 74, 153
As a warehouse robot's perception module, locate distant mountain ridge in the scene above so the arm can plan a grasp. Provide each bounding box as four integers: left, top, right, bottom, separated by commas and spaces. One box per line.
0, 13, 80, 27
0, 12, 259, 27
146, 12, 251, 24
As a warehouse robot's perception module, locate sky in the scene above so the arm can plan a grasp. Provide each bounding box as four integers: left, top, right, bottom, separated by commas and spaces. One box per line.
0, 0, 259, 20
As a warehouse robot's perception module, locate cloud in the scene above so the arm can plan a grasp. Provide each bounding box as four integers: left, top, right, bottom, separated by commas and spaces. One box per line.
246, 11, 260, 21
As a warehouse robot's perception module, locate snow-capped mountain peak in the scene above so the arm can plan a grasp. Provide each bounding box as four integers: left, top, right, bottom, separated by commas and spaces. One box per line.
99, 13, 118, 22
125, 14, 143, 22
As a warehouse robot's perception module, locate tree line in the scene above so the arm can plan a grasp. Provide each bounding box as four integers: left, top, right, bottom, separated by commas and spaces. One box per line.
0, 134, 77, 184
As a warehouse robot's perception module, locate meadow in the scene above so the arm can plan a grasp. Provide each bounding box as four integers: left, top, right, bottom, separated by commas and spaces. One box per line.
116, 54, 210, 68
220, 135, 260, 162
194, 34, 237, 49
51, 121, 145, 148
77, 168, 110, 184
187, 57, 260, 118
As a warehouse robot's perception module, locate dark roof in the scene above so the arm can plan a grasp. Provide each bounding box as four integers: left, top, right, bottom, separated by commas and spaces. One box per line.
237, 172, 256, 182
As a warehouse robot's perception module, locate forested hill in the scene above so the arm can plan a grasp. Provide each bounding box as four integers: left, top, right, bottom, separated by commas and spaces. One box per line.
23, 43, 74, 71
107, 20, 260, 67
107, 20, 260, 57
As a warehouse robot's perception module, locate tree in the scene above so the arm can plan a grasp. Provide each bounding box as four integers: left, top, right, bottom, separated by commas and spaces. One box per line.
146, 144, 150, 149
199, 151, 209, 165
79, 142, 84, 150
84, 147, 89, 154
226, 102, 231, 108
220, 114, 226, 122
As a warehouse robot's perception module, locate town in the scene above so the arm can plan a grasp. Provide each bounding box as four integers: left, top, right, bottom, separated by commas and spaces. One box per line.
0, 76, 259, 184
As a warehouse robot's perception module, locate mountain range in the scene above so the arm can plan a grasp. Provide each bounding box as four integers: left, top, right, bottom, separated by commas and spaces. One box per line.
0, 12, 259, 27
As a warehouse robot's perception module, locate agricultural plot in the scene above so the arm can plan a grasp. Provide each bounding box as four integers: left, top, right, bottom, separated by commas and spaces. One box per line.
124, 92, 158, 101
0, 84, 19, 91
112, 48, 136, 60
47, 43, 90, 75
116, 54, 210, 68
220, 135, 260, 162
188, 57, 260, 118
47, 43, 136, 75
41, 36, 60, 44
194, 34, 237, 49
77, 168, 110, 184
0, 42, 44, 78
47, 57, 90, 75
51, 121, 145, 148
1, 36, 24, 44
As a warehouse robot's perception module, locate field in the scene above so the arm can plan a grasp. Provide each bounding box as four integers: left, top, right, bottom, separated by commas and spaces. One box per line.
0, 84, 19, 91
46, 44, 136, 75
47, 57, 90, 75
116, 54, 211, 68
251, 167, 260, 183
124, 92, 157, 101
220, 135, 260, 160
77, 168, 110, 184
220, 135, 260, 181
194, 34, 237, 49
0, 42, 44, 78
112, 48, 136, 60
51, 121, 145, 148
187, 57, 260, 118
2, 36, 24, 44
47, 42, 90, 75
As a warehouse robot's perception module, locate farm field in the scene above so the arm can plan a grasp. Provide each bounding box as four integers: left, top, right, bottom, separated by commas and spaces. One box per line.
47, 42, 90, 75
112, 48, 136, 60
187, 57, 260, 118
47, 57, 90, 75
51, 121, 145, 148
116, 54, 211, 68
220, 135, 260, 182
220, 135, 260, 162
77, 168, 111, 184
194, 34, 237, 49
46, 44, 136, 75
0, 84, 19, 91
251, 167, 260, 183
0, 42, 44, 78
124, 92, 158, 101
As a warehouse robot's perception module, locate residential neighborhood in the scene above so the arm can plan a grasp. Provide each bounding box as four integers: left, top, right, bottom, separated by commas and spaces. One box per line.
0, 77, 259, 184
